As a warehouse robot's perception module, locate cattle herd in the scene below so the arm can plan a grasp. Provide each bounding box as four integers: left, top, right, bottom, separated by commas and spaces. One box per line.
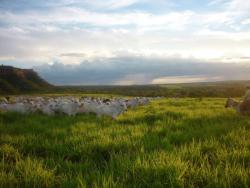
0, 96, 162, 119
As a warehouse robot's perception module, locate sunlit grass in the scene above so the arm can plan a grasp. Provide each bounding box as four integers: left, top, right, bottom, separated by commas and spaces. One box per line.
0, 98, 249, 187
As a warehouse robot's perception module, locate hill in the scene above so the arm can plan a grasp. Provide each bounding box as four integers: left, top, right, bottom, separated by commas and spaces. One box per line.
0, 65, 53, 94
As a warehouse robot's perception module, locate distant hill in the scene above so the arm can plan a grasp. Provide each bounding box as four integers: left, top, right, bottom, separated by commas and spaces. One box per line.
0, 65, 53, 94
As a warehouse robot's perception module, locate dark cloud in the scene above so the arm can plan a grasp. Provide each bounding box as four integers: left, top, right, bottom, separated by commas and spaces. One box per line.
33, 56, 250, 85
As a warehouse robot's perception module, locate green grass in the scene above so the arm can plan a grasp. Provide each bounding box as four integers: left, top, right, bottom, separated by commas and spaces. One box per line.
0, 98, 249, 187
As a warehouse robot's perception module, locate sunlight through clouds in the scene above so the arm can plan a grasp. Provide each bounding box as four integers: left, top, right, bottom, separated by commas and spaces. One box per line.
0, 0, 250, 84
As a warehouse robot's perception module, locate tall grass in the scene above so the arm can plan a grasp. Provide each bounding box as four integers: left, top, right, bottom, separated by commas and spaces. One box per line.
0, 98, 249, 187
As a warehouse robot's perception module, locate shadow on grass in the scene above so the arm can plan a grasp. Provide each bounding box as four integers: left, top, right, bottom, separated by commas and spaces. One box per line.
118, 111, 185, 126
0, 112, 99, 135
118, 166, 183, 188
139, 112, 249, 153
0, 112, 137, 167
0, 109, 249, 160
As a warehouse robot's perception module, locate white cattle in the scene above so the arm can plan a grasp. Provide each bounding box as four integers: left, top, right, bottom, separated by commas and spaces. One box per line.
0, 96, 157, 118
126, 98, 139, 109
95, 102, 126, 119
39, 103, 55, 115
57, 101, 80, 116
138, 98, 150, 105
1, 103, 30, 114
81, 100, 100, 114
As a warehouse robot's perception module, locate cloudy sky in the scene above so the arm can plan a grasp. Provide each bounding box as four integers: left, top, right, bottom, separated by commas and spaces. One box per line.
0, 0, 250, 85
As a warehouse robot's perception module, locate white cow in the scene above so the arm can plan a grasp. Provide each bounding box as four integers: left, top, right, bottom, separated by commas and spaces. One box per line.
57, 101, 80, 116
39, 103, 55, 115
81, 100, 100, 114
96, 102, 126, 119
126, 98, 139, 109
0, 103, 30, 114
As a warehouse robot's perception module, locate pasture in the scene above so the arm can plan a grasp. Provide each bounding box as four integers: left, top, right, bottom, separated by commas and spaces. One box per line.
0, 98, 249, 187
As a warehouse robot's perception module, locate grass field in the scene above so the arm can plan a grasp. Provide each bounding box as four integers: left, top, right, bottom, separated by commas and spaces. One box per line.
0, 98, 249, 187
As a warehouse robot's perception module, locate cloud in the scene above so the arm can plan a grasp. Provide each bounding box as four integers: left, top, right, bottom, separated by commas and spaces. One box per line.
60, 53, 86, 57
240, 57, 250, 59
34, 55, 250, 85
228, 0, 250, 12
195, 29, 250, 40
241, 19, 250, 25
0, 8, 196, 29
151, 75, 224, 84
84, 0, 142, 10
209, 0, 250, 12
0, 0, 141, 11
0, 0, 250, 76
208, 0, 227, 6
1, 0, 249, 61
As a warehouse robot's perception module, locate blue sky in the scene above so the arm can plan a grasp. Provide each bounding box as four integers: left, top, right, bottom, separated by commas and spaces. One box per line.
0, 0, 250, 84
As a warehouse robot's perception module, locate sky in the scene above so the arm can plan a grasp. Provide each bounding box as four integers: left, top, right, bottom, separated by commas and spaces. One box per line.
0, 0, 250, 85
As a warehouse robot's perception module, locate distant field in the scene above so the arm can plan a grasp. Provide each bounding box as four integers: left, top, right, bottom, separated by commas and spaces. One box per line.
0, 98, 249, 187
53, 80, 250, 98
1, 79, 250, 98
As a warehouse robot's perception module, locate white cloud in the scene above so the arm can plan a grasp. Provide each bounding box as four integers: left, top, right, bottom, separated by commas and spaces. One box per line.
0, 8, 195, 29
91, 0, 141, 9
195, 29, 250, 40
241, 19, 250, 25
151, 75, 223, 84
209, 0, 250, 12
1, 23, 250, 65
208, 0, 227, 6
72, 0, 142, 10
228, 0, 250, 12
0, 0, 250, 72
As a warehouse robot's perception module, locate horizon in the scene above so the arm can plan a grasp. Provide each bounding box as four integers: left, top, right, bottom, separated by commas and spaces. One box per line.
2, 64, 250, 86
0, 0, 250, 85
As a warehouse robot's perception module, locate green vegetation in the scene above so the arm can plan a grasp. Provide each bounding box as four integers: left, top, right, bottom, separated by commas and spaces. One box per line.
0, 98, 249, 187
55, 80, 250, 97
